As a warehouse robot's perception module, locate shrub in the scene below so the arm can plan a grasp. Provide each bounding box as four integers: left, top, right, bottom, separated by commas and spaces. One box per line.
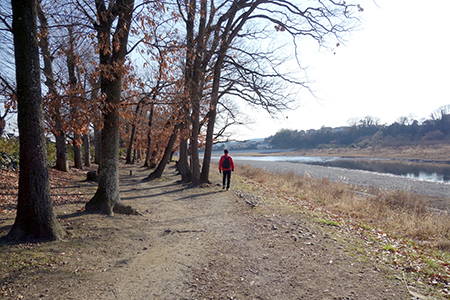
422, 130, 446, 141
46, 141, 57, 167
0, 137, 19, 155
0, 138, 61, 169
0, 152, 19, 170
0, 138, 19, 170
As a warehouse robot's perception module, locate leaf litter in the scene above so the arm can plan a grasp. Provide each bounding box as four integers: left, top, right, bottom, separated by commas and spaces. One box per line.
0, 167, 91, 215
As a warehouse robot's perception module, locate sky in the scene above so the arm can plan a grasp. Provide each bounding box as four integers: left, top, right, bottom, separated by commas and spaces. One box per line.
233, 0, 450, 140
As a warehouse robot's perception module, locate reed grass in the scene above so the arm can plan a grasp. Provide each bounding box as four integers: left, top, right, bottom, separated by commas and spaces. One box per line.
236, 164, 450, 250
292, 143, 450, 162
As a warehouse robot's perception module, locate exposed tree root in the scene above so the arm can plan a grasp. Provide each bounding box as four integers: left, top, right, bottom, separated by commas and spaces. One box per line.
113, 203, 140, 215
1, 220, 68, 243
142, 172, 158, 182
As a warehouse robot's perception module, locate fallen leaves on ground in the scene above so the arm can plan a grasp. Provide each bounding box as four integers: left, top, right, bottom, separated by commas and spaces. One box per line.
0, 170, 18, 215
0, 167, 91, 215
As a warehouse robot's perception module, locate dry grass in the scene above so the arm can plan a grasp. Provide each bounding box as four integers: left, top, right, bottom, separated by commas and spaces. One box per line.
236, 164, 450, 249
291, 143, 450, 162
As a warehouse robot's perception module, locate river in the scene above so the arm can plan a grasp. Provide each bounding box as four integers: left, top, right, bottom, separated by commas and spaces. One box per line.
209, 149, 450, 183
208, 149, 450, 210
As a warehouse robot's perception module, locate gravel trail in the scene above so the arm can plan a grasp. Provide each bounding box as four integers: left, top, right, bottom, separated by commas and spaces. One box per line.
234, 159, 450, 210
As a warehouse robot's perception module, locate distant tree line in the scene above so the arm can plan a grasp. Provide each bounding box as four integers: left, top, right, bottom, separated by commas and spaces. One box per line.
266, 105, 450, 149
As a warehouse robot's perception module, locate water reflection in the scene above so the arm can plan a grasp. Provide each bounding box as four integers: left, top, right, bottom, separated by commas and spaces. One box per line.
227, 154, 450, 183
406, 172, 445, 182
231, 155, 338, 164
209, 149, 450, 183
307, 158, 450, 183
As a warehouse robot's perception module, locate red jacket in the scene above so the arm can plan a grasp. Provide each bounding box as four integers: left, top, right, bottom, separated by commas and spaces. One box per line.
219, 154, 235, 171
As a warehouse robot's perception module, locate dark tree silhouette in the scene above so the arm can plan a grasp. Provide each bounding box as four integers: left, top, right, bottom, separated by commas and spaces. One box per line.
4, 0, 66, 241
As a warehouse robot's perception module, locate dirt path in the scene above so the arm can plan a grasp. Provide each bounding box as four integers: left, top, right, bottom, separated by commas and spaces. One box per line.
0, 163, 426, 299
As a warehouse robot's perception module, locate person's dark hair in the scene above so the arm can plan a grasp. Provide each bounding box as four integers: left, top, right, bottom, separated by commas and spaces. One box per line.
224, 149, 229, 154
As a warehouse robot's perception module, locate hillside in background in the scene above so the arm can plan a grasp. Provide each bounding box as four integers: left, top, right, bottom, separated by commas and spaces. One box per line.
266, 108, 450, 150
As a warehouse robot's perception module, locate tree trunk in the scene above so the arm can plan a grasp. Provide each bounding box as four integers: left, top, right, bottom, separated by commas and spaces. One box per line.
143, 138, 152, 167
190, 102, 201, 183
184, 0, 207, 185
126, 124, 136, 164
94, 124, 101, 165
149, 150, 158, 168
37, 1, 68, 172
86, 77, 121, 214
85, 76, 135, 215
85, 0, 137, 215
178, 126, 191, 182
67, 25, 82, 171
5, 0, 66, 241
73, 134, 83, 170
144, 124, 180, 181
91, 81, 101, 166
132, 148, 139, 164
54, 129, 69, 171
201, 48, 226, 183
143, 104, 154, 168
126, 101, 143, 164
83, 133, 90, 167
200, 114, 214, 183
135, 148, 141, 161
0, 117, 5, 136
178, 0, 195, 183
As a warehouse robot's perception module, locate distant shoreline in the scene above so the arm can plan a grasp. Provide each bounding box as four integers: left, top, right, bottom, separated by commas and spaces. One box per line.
225, 144, 450, 162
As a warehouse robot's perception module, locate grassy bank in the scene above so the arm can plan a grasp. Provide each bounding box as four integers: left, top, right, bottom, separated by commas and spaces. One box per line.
234, 164, 450, 298
289, 143, 450, 162
235, 164, 450, 247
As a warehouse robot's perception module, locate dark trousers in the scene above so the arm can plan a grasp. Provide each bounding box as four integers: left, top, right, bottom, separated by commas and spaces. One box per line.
222, 170, 231, 189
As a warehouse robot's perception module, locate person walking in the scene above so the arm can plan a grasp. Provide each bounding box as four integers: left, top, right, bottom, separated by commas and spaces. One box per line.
219, 149, 235, 190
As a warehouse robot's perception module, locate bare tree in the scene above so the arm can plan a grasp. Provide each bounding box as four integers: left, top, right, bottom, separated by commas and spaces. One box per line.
38, 0, 98, 172
396, 114, 416, 126
0, 79, 15, 137
177, 0, 362, 183
430, 105, 450, 121
0, 2, 16, 136
214, 97, 250, 142
429, 105, 450, 135
37, 0, 70, 172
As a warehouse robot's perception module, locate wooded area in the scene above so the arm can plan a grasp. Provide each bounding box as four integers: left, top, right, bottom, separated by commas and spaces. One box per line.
0, 0, 362, 240
268, 107, 450, 149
